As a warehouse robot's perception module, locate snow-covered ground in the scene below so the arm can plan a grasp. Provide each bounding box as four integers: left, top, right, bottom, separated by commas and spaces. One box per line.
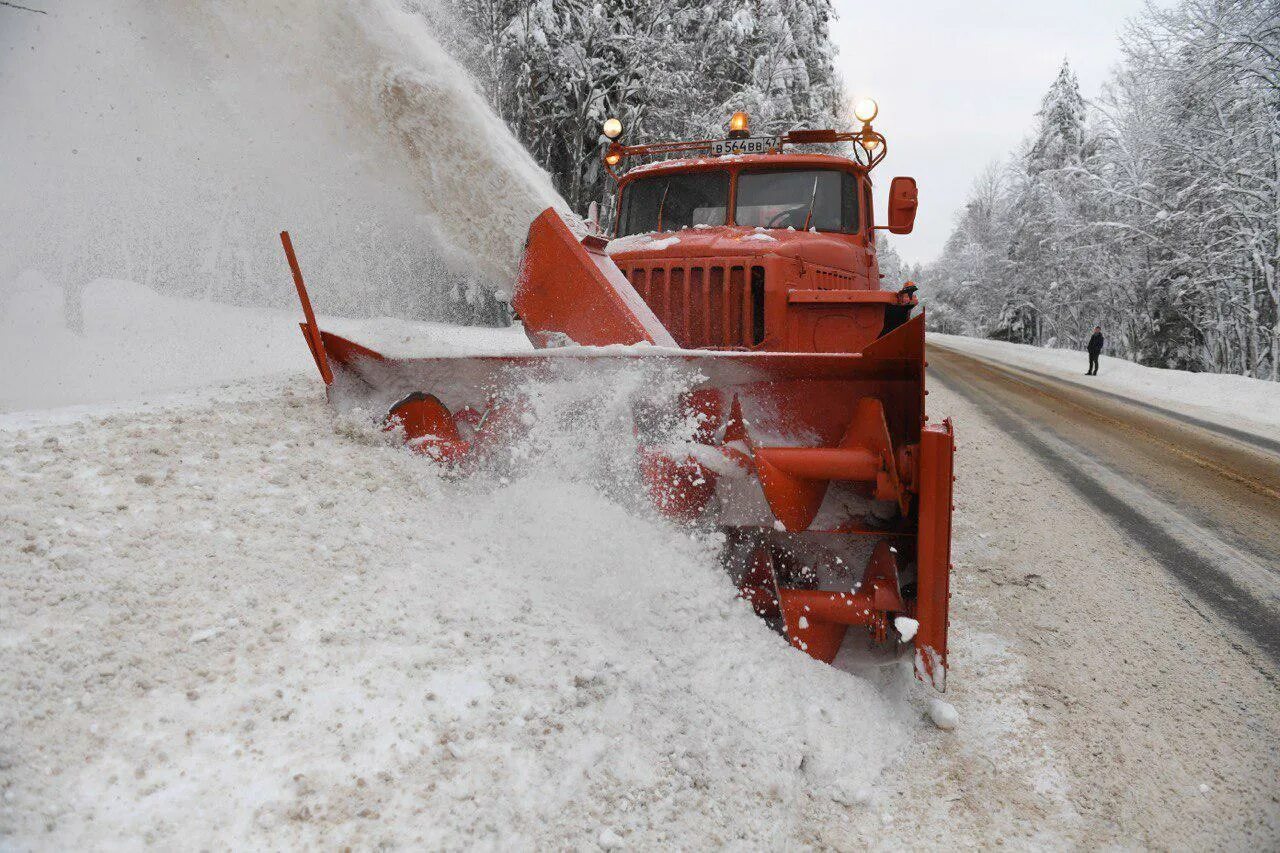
0, 275, 528, 415
1, 325, 924, 848
932, 334, 1280, 436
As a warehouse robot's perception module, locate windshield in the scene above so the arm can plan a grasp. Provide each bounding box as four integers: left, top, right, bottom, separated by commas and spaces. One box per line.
618, 171, 728, 236
735, 170, 858, 233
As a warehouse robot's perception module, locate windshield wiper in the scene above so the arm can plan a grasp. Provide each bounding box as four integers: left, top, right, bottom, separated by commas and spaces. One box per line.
656, 181, 671, 232
801, 175, 820, 231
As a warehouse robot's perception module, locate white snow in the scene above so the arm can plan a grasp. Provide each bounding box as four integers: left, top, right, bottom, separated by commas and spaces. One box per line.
1, 361, 912, 847
933, 334, 1280, 436
187, 627, 224, 645
604, 233, 681, 255
894, 616, 919, 642
928, 699, 959, 731
0, 0, 564, 323
0, 275, 528, 414
627, 157, 719, 175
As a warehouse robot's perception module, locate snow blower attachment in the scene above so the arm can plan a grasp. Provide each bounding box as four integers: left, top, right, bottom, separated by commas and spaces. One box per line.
281, 101, 954, 689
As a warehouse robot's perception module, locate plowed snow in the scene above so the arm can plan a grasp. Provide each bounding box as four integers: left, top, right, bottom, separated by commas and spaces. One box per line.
0, 377, 908, 848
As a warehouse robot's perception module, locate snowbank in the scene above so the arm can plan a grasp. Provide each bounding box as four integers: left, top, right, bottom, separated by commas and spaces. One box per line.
0, 374, 908, 848
0, 275, 527, 414
932, 334, 1280, 435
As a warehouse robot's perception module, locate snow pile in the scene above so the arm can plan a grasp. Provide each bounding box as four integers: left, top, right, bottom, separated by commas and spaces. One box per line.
928, 699, 959, 731
0, 374, 908, 847
0, 275, 527, 413
934, 334, 1280, 434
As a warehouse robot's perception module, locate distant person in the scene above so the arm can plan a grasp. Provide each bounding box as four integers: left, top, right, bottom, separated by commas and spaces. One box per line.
1086, 326, 1104, 375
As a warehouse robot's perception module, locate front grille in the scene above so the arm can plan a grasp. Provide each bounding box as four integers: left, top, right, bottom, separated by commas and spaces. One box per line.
623, 263, 765, 349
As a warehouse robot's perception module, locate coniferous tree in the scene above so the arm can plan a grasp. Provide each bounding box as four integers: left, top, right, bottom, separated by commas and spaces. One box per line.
450, 0, 846, 213
927, 0, 1278, 380
998, 59, 1089, 345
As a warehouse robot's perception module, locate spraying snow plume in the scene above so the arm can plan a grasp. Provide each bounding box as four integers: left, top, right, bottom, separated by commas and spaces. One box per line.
0, 0, 563, 323
487, 359, 704, 494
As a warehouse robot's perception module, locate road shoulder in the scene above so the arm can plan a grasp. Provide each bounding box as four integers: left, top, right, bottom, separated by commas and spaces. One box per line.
920, 378, 1280, 847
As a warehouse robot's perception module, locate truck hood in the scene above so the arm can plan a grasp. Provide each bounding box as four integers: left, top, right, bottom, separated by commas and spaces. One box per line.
605, 226, 871, 274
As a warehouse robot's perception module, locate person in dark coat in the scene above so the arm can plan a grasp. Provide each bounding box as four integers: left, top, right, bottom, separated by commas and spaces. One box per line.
1086, 326, 1104, 375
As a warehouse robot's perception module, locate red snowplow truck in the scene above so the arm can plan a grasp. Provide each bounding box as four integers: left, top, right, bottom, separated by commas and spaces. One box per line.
283, 101, 955, 688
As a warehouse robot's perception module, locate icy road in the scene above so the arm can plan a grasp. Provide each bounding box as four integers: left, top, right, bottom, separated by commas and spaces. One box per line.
914, 342, 1280, 846
931, 343, 1280, 664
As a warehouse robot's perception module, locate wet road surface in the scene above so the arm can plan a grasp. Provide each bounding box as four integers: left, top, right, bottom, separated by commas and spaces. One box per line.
928, 343, 1280, 671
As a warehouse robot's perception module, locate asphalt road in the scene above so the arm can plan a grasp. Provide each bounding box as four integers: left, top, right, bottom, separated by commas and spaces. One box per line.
927, 343, 1280, 672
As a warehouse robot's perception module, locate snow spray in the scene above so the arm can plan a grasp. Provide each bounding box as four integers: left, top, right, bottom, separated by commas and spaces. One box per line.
0, 0, 563, 321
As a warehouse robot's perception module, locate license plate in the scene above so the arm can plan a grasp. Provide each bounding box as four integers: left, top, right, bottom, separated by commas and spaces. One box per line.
711, 136, 780, 156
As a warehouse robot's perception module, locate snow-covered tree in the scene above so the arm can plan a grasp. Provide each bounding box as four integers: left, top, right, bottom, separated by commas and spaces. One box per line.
927, 0, 1279, 380
451, 0, 845, 213
997, 59, 1092, 345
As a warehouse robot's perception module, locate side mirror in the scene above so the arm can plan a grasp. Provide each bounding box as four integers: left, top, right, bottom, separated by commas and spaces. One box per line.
886, 176, 918, 235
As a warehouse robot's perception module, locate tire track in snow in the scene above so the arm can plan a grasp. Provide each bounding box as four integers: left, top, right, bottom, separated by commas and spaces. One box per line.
931, 342, 1280, 458
930, 349, 1280, 671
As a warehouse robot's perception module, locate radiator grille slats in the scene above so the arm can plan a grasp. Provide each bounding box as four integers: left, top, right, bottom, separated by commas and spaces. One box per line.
624, 263, 760, 349
811, 266, 855, 290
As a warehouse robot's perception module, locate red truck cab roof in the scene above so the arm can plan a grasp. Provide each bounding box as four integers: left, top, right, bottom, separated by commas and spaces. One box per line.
621, 151, 864, 178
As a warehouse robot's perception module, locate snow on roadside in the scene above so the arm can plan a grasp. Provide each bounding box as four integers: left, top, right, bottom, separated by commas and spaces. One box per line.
0, 275, 528, 414
0, 372, 908, 848
932, 333, 1280, 435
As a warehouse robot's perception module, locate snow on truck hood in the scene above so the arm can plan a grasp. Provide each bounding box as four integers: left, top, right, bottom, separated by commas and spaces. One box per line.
603, 225, 870, 273
603, 232, 682, 255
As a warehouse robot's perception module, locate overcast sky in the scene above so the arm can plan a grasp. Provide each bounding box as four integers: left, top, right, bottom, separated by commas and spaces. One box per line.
831, 0, 1164, 265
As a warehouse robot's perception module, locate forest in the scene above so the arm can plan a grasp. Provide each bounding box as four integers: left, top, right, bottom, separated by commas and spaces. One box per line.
447, 0, 1277, 380
924, 0, 1278, 379
448, 0, 846, 213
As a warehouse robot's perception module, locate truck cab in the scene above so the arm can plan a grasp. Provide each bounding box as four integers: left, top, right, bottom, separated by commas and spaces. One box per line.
601, 110, 918, 354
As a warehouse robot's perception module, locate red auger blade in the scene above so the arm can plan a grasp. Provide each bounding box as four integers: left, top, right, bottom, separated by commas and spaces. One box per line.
386, 392, 470, 466
752, 398, 903, 532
